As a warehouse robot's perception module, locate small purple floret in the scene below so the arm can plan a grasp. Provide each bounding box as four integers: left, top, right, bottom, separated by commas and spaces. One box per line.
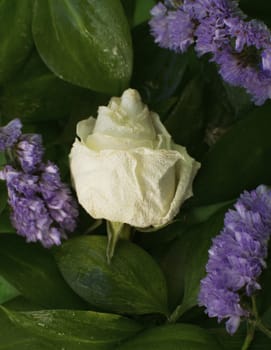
198, 185, 271, 334
0, 118, 79, 248
149, 2, 195, 53
40, 162, 78, 232
16, 134, 44, 173
1, 164, 78, 248
0, 119, 22, 151
149, 1, 271, 104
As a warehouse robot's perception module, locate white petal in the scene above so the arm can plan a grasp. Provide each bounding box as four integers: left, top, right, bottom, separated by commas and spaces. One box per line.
70, 140, 199, 227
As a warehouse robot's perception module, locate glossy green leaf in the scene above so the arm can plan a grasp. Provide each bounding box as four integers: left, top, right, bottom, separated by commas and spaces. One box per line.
120, 0, 136, 27
202, 63, 253, 133
133, 0, 155, 27
0, 276, 19, 304
132, 23, 188, 112
164, 77, 205, 157
32, 0, 132, 94
116, 324, 221, 350
192, 103, 271, 205
0, 51, 97, 122
0, 0, 33, 84
55, 235, 169, 316
162, 208, 227, 313
3, 296, 41, 311
0, 234, 86, 309
0, 306, 142, 350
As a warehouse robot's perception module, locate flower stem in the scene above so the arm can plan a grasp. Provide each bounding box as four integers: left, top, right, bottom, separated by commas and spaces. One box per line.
250, 296, 271, 339
106, 221, 132, 263
241, 321, 255, 350
167, 303, 190, 323
241, 295, 271, 346
241, 297, 259, 350
255, 320, 271, 339
251, 296, 258, 319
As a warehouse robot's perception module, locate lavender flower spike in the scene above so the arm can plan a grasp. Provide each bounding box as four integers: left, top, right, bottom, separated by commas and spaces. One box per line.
0, 118, 79, 247
198, 185, 271, 334
40, 162, 78, 233
149, 2, 195, 53
0, 165, 78, 248
16, 134, 44, 173
0, 119, 22, 151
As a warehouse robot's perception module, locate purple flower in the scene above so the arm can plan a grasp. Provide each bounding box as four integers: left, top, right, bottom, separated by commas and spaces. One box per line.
149, 1, 271, 104
0, 119, 22, 151
262, 49, 271, 72
205, 15, 271, 104
225, 18, 271, 52
16, 134, 44, 173
149, 2, 195, 53
183, 0, 242, 21
198, 185, 271, 334
195, 16, 229, 56
0, 163, 78, 248
192, 1, 245, 55
168, 9, 195, 52
0, 118, 79, 247
149, 3, 170, 49
214, 47, 271, 105
39, 162, 78, 232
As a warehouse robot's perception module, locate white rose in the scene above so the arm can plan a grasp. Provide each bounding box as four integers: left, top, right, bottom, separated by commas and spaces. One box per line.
69, 89, 200, 228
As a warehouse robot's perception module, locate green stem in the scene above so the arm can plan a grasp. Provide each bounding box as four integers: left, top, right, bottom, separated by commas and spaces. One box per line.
167, 303, 190, 324
241, 296, 260, 350
256, 320, 271, 339
83, 219, 102, 234
241, 321, 255, 350
106, 222, 132, 263
250, 296, 271, 339
251, 296, 258, 319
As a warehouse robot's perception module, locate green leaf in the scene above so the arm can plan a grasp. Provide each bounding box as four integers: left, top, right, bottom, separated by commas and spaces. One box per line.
0, 0, 33, 84
133, 0, 155, 27
0, 51, 97, 122
120, 0, 136, 27
0, 276, 19, 304
116, 324, 221, 350
3, 296, 40, 311
211, 326, 271, 350
132, 23, 188, 111
192, 103, 271, 205
162, 208, 227, 313
164, 77, 205, 157
202, 62, 253, 134
0, 306, 142, 350
55, 235, 169, 316
32, 0, 132, 94
0, 234, 86, 309
0, 210, 15, 233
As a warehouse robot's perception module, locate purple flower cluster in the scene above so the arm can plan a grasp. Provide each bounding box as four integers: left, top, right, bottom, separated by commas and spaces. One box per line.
198, 185, 271, 334
150, 3, 195, 53
149, 1, 271, 105
0, 119, 78, 248
0, 119, 22, 151
16, 134, 44, 173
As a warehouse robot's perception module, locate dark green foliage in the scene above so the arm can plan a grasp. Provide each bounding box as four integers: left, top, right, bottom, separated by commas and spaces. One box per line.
0, 1, 271, 349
